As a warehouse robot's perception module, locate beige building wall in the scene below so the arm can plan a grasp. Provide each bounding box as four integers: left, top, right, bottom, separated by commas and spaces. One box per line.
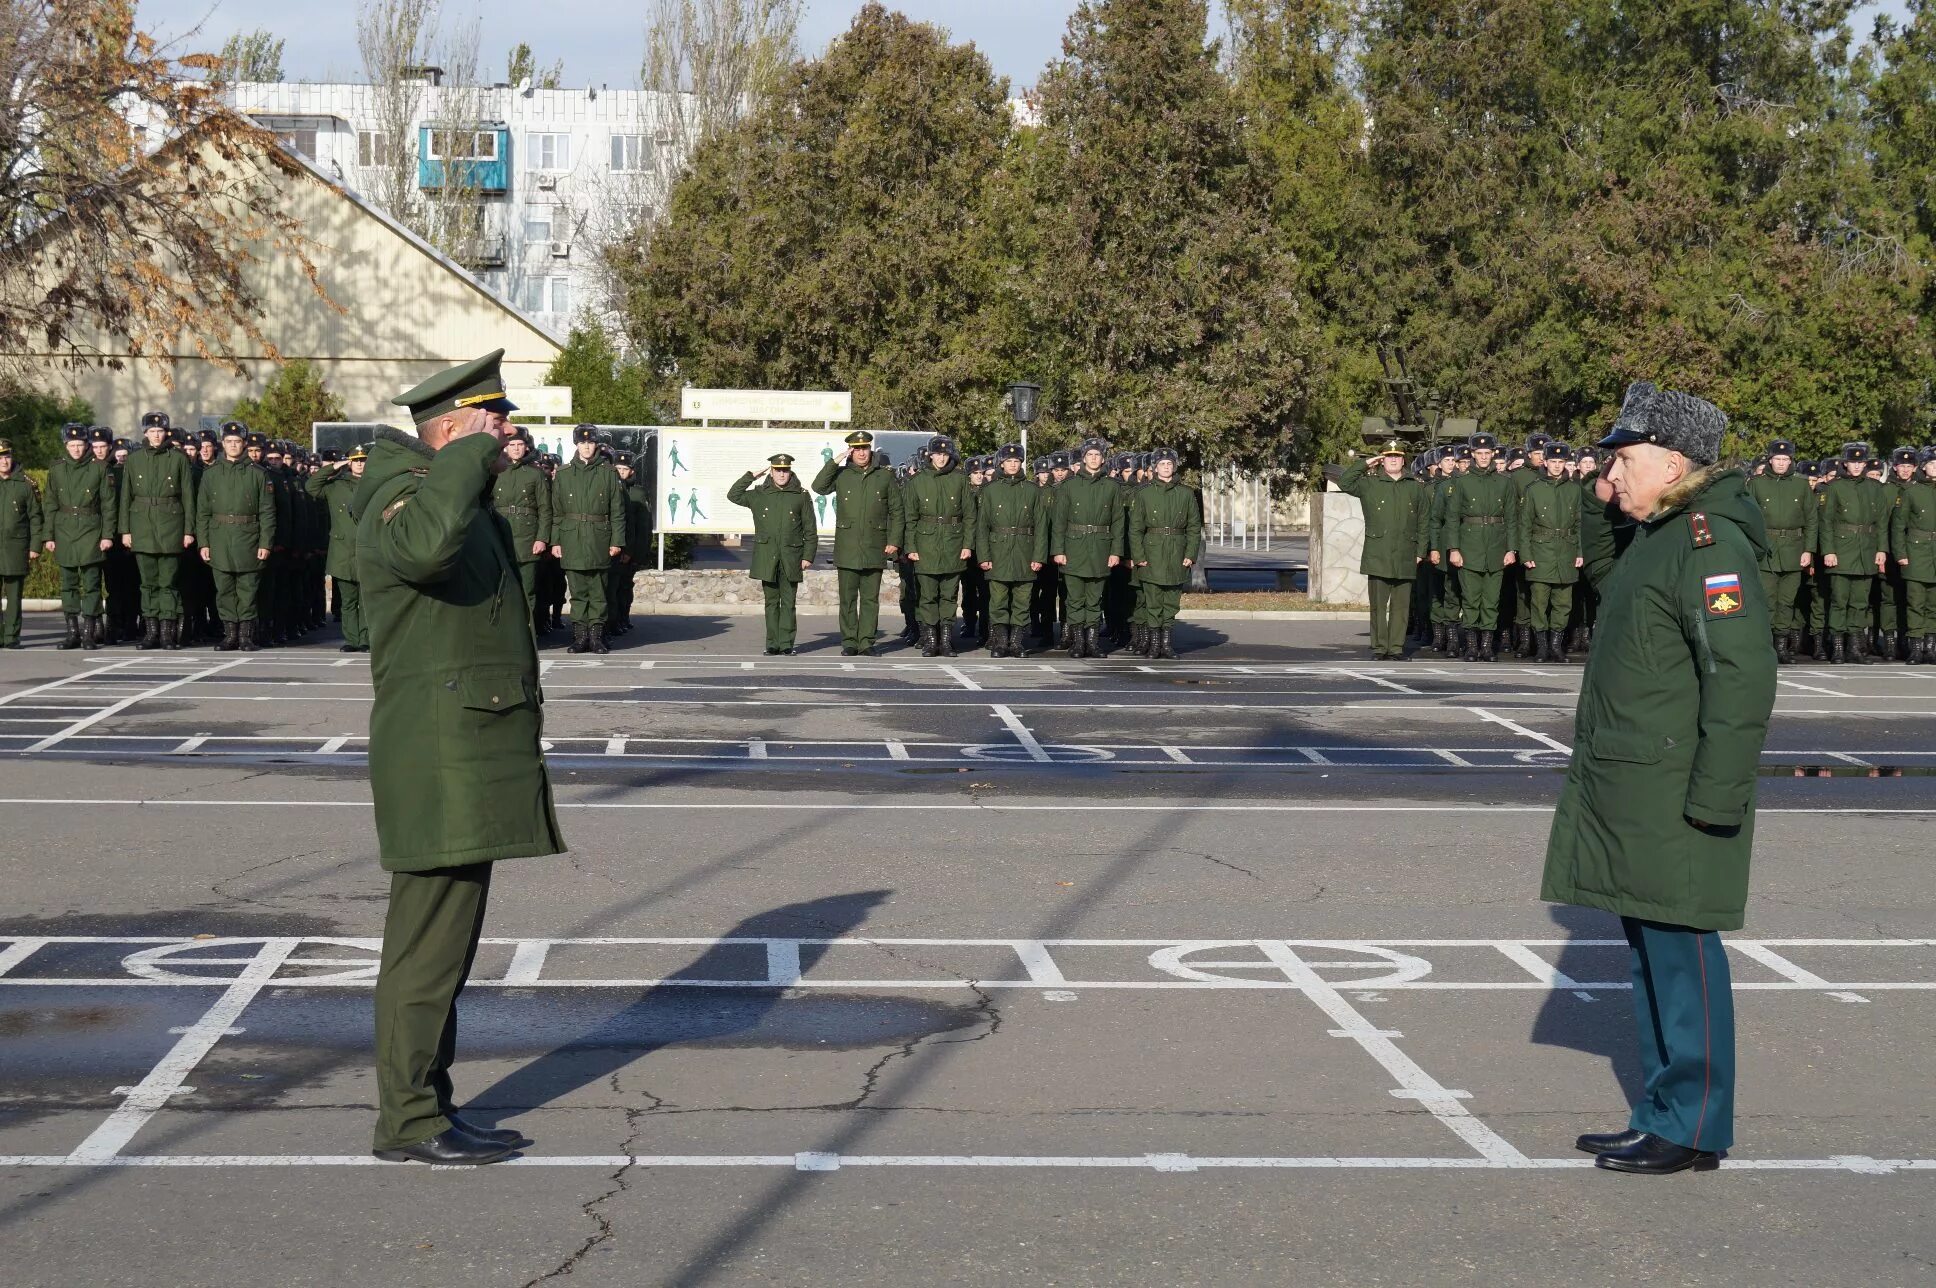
13, 147, 562, 436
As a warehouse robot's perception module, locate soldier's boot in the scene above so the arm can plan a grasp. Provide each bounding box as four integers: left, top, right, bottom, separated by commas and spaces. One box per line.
135, 617, 159, 651
237, 621, 257, 653
1550, 630, 1569, 665
1828, 632, 1845, 664
1460, 628, 1477, 662
938, 622, 958, 657
1923, 635, 1936, 665
215, 621, 238, 653
158, 619, 175, 650
1011, 625, 1030, 659
1478, 630, 1497, 663
1436, 623, 1451, 653
1532, 630, 1550, 663
590, 623, 610, 656
566, 622, 588, 655
1091, 625, 1108, 657
1847, 632, 1871, 665
898, 621, 918, 645
1883, 630, 1900, 662
1774, 631, 1793, 665
1513, 625, 1529, 657
56, 614, 81, 650
1155, 628, 1178, 661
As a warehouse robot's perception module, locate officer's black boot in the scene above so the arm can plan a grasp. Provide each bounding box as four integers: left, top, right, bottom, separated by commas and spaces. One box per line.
1155, 627, 1177, 660
566, 622, 588, 655
56, 613, 80, 650
82, 615, 101, 650
215, 621, 238, 652
135, 617, 159, 651
590, 623, 610, 655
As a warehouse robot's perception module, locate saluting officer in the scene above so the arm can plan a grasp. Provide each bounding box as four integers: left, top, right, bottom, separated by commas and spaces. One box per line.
727, 453, 817, 655
1515, 444, 1584, 662
903, 435, 976, 657
549, 425, 626, 655
197, 421, 277, 652
1051, 438, 1125, 658
1745, 438, 1817, 663
120, 411, 198, 651
491, 428, 554, 637
308, 444, 368, 652
1442, 432, 1519, 661
1338, 439, 1429, 662
1128, 446, 1202, 659
1891, 448, 1936, 663
1818, 442, 1886, 663
0, 438, 41, 649
813, 430, 904, 656
42, 423, 115, 650
974, 441, 1049, 658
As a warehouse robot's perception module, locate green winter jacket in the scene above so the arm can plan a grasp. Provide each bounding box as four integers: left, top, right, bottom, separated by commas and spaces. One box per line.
726, 470, 816, 583
974, 471, 1050, 582
1443, 469, 1518, 568
197, 458, 277, 573
0, 471, 43, 577
1339, 458, 1429, 580
1746, 471, 1817, 573
1051, 469, 1125, 578
41, 454, 114, 568
1128, 479, 1204, 585
491, 459, 553, 564
813, 457, 904, 570
305, 464, 361, 581
550, 456, 627, 572
118, 443, 196, 553
1891, 478, 1936, 585
904, 459, 976, 572
1515, 475, 1582, 586
1818, 474, 1883, 574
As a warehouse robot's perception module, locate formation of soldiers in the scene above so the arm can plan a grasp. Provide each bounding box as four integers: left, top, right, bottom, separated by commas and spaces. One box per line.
1338, 431, 1936, 665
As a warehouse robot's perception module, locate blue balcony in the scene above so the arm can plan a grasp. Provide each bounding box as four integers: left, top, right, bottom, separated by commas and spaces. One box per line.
418, 125, 509, 194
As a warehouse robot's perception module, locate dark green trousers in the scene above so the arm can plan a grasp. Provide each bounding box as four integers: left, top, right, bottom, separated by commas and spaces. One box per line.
761, 578, 798, 649
1430, 564, 1460, 625
1758, 569, 1803, 634
1064, 573, 1105, 627
1906, 580, 1936, 636
987, 579, 1031, 628
566, 569, 608, 624
0, 574, 20, 645
1623, 917, 1734, 1152
1142, 581, 1182, 629
337, 578, 366, 647
837, 567, 883, 648
1529, 582, 1573, 630
1828, 573, 1873, 632
211, 568, 260, 623
515, 561, 540, 633
1367, 575, 1413, 656
916, 571, 960, 626
58, 563, 103, 615
135, 552, 182, 618
373, 862, 493, 1152
1457, 567, 1504, 629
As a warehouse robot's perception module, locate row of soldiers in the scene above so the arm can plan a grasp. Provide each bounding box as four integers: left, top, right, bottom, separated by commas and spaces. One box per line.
3, 417, 338, 652
732, 431, 1204, 658
1337, 430, 1936, 665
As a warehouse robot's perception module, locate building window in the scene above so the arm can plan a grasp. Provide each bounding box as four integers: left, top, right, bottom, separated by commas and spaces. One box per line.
357, 130, 393, 168
518, 275, 571, 316
549, 276, 571, 316
425, 128, 499, 161
523, 214, 552, 246
610, 133, 652, 172
530, 132, 570, 171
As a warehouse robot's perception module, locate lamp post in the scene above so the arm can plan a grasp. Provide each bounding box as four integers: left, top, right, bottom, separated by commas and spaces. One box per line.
1005, 380, 1041, 461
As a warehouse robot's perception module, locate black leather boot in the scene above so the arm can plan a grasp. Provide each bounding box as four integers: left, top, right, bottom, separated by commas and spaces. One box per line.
239, 620, 259, 653
1831, 632, 1847, 664
567, 622, 588, 654
590, 623, 610, 655
82, 615, 101, 650
215, 621, 238, 652
1923, 635, 1936, 664
1850, 632, 1874, 664
1883, 630, 1900, 662
1479, 630, 1497, 662
1551, 630, 1569, 664
899, 622, 918, 645
136, 617, 160, 651
163, 619, 181, 650
1155, 627, 1177, 660
1774, 631, 1792, 665
1517, 625, 1534, 657
1461, 627, 1478, 662
938, 622, 957, 657
919, 624, 939, 657
1090, 625, 1107, 657
57, 614, 81, 650
1429, 623, 1445, 653
1011, 624, 1029, 658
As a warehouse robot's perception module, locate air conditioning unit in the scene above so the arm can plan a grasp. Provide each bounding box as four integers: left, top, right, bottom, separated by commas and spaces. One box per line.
653, 125, 676, 145
536, 175, 558, 191
548, 240, 571, 259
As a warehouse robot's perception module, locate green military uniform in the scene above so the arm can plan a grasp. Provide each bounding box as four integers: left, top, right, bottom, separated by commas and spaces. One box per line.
612, 460, 652, 634
1890, 461, 1936, 662
904, 439, 976, 657
491, 444, 553, 635
1127, 452, 1203, 661
1515, 465, 1583, 662
1339, 451, 1429, 660
1507, 447, 1546, 653
1443, 437, 1519, 659
1879, 450, 1920, 656
813, 431, 906, 655
1426, 463, 1462, 648
119, 423, 198, 647
973, 446, 1049, 659
1542, 384, 1775, 1171
308, 455, 366, 650
41, 429, 115, 648
196, 436, 277, 650
1818, 446, 1884, 662
1745, 444, 1817, 662
727, 457, 816, 653
356, 352, 562, 1165
550, 428, 627, 654
1050, 447, 1125, 658
0, 442, 42, 648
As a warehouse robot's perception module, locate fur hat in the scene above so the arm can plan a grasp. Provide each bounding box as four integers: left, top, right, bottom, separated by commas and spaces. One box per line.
1597, 382, 1726, 465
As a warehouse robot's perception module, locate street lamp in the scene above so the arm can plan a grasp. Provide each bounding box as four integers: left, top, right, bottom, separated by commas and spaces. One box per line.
1005, 380, 1041, 461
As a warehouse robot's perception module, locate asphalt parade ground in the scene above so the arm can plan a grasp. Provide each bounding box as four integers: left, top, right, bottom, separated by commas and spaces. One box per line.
2, 613, 1935, 1286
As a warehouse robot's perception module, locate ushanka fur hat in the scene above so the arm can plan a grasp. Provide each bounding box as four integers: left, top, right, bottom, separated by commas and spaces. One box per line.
1597, 382, 1727, 465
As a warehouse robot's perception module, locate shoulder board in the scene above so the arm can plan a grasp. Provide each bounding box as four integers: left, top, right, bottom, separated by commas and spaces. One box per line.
1688, 512, 1715, 548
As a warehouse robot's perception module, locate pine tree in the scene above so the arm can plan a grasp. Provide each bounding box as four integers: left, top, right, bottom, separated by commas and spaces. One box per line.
543, 327, 659, 425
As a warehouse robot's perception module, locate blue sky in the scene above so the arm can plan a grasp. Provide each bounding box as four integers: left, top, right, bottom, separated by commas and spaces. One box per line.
137, 0, 1916, 91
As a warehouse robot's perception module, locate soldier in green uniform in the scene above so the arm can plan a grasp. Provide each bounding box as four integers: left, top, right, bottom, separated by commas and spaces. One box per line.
490, 430, 553, 637
1543, 381, 1775, 1175
974, 442, 1049, 658
1338, 440, 1430, 661
903, 435, 976, 657
307, 444, 368, 651
195, 422, 276, 652
1425, 448, 1463, 653
1128, 446, 1203, 660
728, 453, 817, 655
0, 439, 42, 649
1505, 434, 1551, 655
1818, 442, 1886, 663
611, 451, 652, 636
549, 425, 626, 655
1515, 444, 1584, 663
1744, 438, 1817, 664
1880, 447, 1919, 659
41, 424, 115, 650
118, 411, 197, 650
1443, 432, 1519, 661
1029, 454, 1062, 648
813, 430, 905, 655
1890, 449, 1936, 663
1051, 438, 1125, 658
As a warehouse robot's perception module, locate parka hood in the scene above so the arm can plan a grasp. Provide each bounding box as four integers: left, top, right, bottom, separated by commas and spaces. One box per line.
1658, 467, 1769, 561
350, 425, 433, 520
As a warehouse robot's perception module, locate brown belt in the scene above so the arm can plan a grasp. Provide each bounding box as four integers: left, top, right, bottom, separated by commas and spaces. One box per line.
1067, 524, 1112, 535
1144, 526, 1186, 535
560, 512, 608, 522
211, 515, 257, 526
133, 497, 182, 507
1766, 526, 1803, 535
989, 526, 1035, 536
1464, 516, 1504, 525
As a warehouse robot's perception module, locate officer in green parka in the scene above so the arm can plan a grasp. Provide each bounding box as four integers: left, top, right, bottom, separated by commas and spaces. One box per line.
1339, 439, 1430, 661
813, 430, 905, 655
119, 410, 197, 650
549, 424, 626, 655
307, 444, 368, 651
355, 349, 562, 1167
904, 435, 976, 657
973, 442, 1049, 658
41, 423, 115, 650
196, 421, 277, 652
1542, 381, 1776, 1176
1442, 432, 1519, 662
728, 453, 818, 654
0, 439, 42, 649
1051, 438, 1126, 658
491, 428, 553, 637
1514, 445, 1584, 663
1891, 448, 1936, 663
1128, 446, 1203, 660
1745, 438, 1817, 663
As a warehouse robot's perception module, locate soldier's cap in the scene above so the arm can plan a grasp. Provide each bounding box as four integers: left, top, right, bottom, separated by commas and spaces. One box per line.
1893, 446, 1919, 466
1507, 447, 1526, 463
1468, 432, 1498, 451
1842, 441, 1871, 462
502, 424, 529, 443
1526, 433, 1552, 451
61, 423, 88, 442
1546, 444, 1575, 462
245, 432, 267, 449
1033, 456, 1050, 471
767, 453, 794, 469
614, 451, 635, 469
1799, 461, 1819, 477
996, 443, 1024, 462
1153, 446, 1180, 466
318, 450, 342, 464
1049, 450, 1071, 469
264, 441, 284, 457
0, 438, 11, 455
347, 445, 369, 462
1455, 444, 1473, 459
1111, 452, 1135, 472
87, 426, 114, 444
876, 451, 891, 467
844, 430, 874, 448
1922, 448, 1936, 464
392, 349, 518, 427
1767, 438, 1797, 457
1078, 437, 1109, 458
139, 411, 170, 430
925, 435, 956, 457
1374, 438, 1406, 458
1596, 381, 1726, 465
571, 424, 600, 445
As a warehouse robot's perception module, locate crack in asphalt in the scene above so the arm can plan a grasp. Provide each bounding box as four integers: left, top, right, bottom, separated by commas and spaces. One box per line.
521, 1099, 648, 1286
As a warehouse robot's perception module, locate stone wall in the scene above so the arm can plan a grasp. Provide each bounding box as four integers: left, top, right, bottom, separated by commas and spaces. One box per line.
632, 568, 905, 615
1308, 489, 1369, 604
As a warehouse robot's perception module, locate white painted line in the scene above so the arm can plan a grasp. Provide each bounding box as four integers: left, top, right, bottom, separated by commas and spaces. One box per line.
1823, 751, 1873, 768
0, 660, 134, 707
502, 941, 551, 985
884, 740, 911, 760
1432, 749, 1474, 767
747, 739, 769, 760
940, 665, 983, 692
0, 938, 47, 979
1778, 679, 1850, 697
1492, 944, 1581, 989
65, 938, 297, 1164
1467, 707, 1572, 753
1009, 942, 1069, 986
1160, 746, 1194, 764
605, 737, 627, 756
1729, 942, 1838, 990
168, 735, 210, 755
1299, 747, 1333, 765
1336, 669, 1422, 695
315, 736, 352, 755
23, 659, 249, 754
765, 940, 802, 986
991, 704, 1051, 763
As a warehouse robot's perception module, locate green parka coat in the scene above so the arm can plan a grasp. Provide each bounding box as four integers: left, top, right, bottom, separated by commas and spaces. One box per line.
197, 458, 277, 573
305, 464, 361, 581
1128, 479, 1204, 585
1818, 473, 1883, 573
352, 426, 563, 874
1891, 478, 1936, 584
118, 443, 196, 552
903, 458, 976, 572
813, 457, 904, 569
0, 471, 43, 577
974, 471, 1050, 582
1746, 471, 1817, 573
1051, 469, 1126, 578
726, 470, 816, 583
1339, 458, 1429, 579
621, 476, 653, 561
1443, 468, 1518, 567
41, 454, 114, 568
491, 458, 553, 564
1541, 470, 1777, 931
1514, 475, 1582, 585
550, 455, 626, 572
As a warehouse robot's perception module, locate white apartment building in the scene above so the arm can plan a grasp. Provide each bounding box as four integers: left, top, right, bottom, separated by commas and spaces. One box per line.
226, 76, 691, 337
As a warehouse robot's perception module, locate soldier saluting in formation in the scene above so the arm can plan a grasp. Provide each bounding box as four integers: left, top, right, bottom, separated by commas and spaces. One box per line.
813, 430, 904, 656
1337, 439, 1429, 662
728, 453, 817, 655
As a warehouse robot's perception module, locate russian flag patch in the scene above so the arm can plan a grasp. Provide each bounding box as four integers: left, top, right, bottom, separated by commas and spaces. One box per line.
1704, 572, 1743, 617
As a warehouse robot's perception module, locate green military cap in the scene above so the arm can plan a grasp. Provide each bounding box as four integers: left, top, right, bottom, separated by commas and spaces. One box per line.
347, 444, 369, 462
391, 349, 519, 427
844, 430, 874, 447
0, 438, 11, 454
768, 453, 795, 468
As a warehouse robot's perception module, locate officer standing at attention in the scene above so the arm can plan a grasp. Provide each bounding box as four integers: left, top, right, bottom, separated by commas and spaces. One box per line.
727, 453, 816, 655
1542, 382, 1775, 1175
974, 441, 1049, 658
1443, 432, 1519, 661
196, 421, 277, 653
813, 430, 904, 656
491, 428, 553, 637
1338, 439, 1429, 662
1745, 439, 1816, 664
42, 424, 115, 650
308, 444, 369, 652
549, 425, 626, 655
1818, 442, 1886, 663
120, 411, 197, 651
1514, 444, 1584, 663
1128, 446, 1202, 660
356, 350, 561, 1167
1051, 437, 1125, 658
610, 451, 652, 637
0, 439, 41, 649
1890, 448, 1936, 663
904, 435, 976, 657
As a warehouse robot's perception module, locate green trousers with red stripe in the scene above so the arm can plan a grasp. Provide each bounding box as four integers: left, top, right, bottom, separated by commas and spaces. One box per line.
1623, 916, 1735, 1152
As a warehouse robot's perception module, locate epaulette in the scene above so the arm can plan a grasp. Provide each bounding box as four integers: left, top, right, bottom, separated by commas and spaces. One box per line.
1689, 512, 1714, 547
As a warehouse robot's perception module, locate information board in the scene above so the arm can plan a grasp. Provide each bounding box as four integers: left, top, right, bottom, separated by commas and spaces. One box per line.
654, 426, 864, 536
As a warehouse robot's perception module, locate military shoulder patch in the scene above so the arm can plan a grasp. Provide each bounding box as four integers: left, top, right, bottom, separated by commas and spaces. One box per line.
1704, 572, 1744, 617
1689, 512, 1715, 547
379, 496, 410, 524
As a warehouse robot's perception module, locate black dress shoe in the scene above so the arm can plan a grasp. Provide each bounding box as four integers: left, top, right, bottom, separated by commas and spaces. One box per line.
842, 646, 859, 656
1593, 1133, 1720, 1175
1575, 1128, 1648, 1156
372, 1126, 516, 1166
781, 647, 796, 655
448, 1115, 534, 1149
763, 647, 782, 655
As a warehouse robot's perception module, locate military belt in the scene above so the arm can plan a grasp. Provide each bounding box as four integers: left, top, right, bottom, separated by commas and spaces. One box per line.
58, 505, 91, 516
133, 496, 182, 507
497, 504, 536, 515
1463, 516, 1505, 525
989, 526, 1035, 536
1531, 526, 1576, 537
1766, 526, 1803, 536
1834, 523, 1876, 532
560, 512, 609, 522
211, 515, 257, 526
1144, 526, 1186, 535
1067, 524, 1112, 535
927, 517, 963, 527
